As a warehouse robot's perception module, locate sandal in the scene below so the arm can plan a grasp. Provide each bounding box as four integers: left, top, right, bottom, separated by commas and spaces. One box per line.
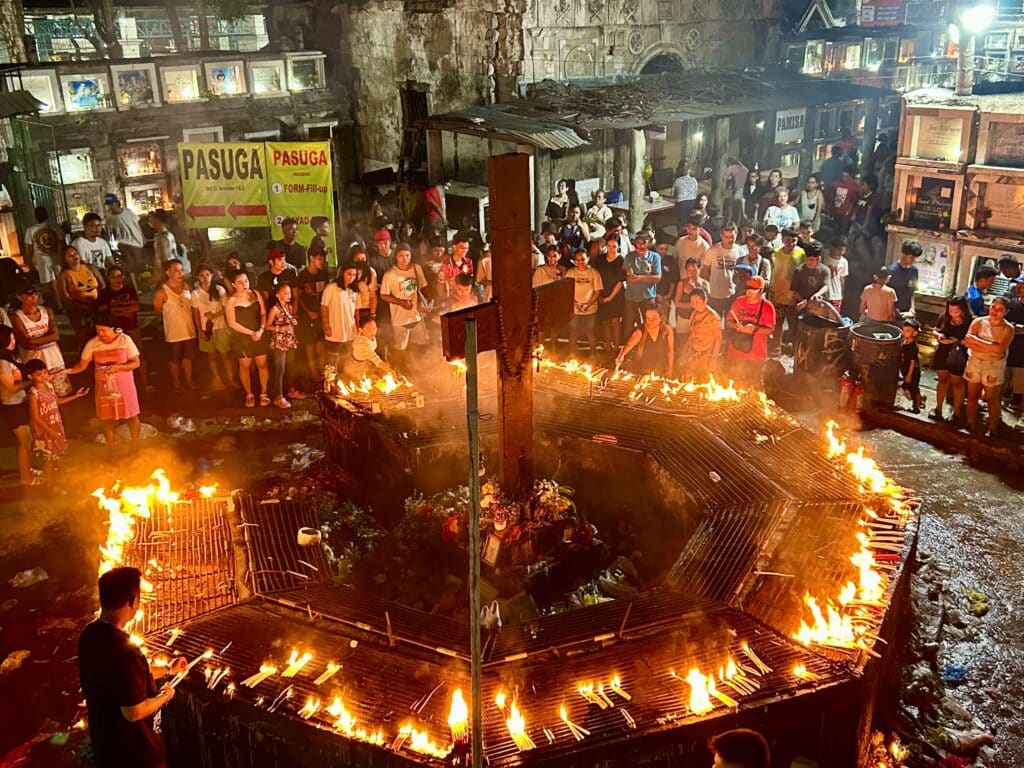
287, 389, 306, 401
259, 394, 271, 407
274, 396, 292, 409
245, 394, 255, 408
188, 381, 202, 391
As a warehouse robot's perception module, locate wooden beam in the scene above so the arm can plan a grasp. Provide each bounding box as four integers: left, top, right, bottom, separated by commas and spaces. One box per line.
489, 153, 536, 495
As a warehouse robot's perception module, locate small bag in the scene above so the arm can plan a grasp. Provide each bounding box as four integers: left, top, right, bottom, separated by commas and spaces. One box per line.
729, 300, 764, 353
946, 341, 968, 373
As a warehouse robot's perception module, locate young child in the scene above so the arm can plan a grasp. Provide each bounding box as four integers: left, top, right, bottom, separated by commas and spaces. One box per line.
25, 359, 88, 481
265, 281, 303, 409
899, 318, 925, 413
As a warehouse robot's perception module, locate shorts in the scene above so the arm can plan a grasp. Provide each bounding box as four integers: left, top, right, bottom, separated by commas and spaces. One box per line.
964, 356, 1006, 388
570, 313, 597, 332
199, 327, 231, 354
2, 401, 30, 430
297, 318, 323, 345
391, 320, 429, 351
167, 338, 196, 362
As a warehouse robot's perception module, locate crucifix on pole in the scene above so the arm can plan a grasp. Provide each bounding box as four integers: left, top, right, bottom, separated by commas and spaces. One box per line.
441, 153, 574, 496
440, 153, 573, 768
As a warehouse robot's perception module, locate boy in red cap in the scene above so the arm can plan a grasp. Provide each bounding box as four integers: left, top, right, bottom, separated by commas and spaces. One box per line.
725, 274, 776, 387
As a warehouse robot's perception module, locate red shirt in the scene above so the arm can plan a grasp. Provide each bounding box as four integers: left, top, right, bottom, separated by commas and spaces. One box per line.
831, 180, 858, 216
424, 187, 444, 222
726, 295, 776, 361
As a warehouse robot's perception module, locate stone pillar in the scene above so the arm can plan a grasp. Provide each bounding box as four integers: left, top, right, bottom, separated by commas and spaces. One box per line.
629, 128, 646, 233
613, 129, 630, 196
861, 96, 880, 176
710, 116, 730, 214
799, 106, 816, 184
534, 149, 551, 232
426, 129, 444, 186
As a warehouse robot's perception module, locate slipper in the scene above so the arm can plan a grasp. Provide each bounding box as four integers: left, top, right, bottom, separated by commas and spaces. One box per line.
174, 387, 185, 395
188, 382, 202, 391
144, 385, 157, 394
259, 395, 271, 407
245, 394, 255, 408
274, 397, 292, 409
21, 477, 44, 487
287, 389, 306, 401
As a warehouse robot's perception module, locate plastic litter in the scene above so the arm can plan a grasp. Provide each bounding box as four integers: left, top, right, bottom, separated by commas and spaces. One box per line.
0, 649, 31, 674
166, 416, 197, 433
9, 567, 48, 588
941, 663, 968, 685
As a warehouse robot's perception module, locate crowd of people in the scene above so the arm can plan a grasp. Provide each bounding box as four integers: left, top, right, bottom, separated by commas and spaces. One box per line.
2, 145, 1022, 490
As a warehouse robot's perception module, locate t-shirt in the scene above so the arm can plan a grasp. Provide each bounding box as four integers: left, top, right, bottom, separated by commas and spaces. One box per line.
532, 264, 562, 288
770, 246, 805, 306
190, 285, 227, 332
81, 332, 140, 364
73, 236, 113, 271
380, 264, 428, 326
569, 266, 603, 315
824, 255, 849, 302
675, 235, 710, 273
77, 620, 164, 768
25, 222, 63, 283
623, 251, 661, 302
477, 256, 493, 301
296, 267, 329, 318
967, 316, 1013, 361
688, 307, 722, 353
831, 180, 858, 216
763, 204, 800, 231
107, 208, 144, 248
966, 284, 987, 317
702, 243, 744, 300
888, 262, 919, 312
900, 340, 920, 383
0, 358, 26, 405
275, 239, 308, 269
98, 285, 141, 331
256, 266, 298, 298
320, 282, 358, 343
593, 256, 624, 302
790, 263, 831, 301
860, 283, 897, 322
726, 296, 776, 361
671, 175, 698, 201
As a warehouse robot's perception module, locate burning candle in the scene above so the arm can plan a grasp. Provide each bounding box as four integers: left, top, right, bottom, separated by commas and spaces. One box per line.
559, 704, 589, 740
313, 662, 341, 686
282, 650, 313, 678
494, 689, 507, 712
240, 664, 277, 688
505, 701, 536, 751
608, 674, 632, 701
398, 724, 451, 758
685, 669, 713, 715
740, 642, 772, 674
447, 688, 468, 744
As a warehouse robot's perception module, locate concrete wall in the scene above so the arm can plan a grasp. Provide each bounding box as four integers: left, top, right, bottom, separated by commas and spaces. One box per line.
337, 0, 784, 175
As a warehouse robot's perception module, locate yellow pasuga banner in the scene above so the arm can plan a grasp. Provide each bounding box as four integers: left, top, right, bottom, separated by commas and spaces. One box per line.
266, 141, 336, 264
178, 143, 269, 227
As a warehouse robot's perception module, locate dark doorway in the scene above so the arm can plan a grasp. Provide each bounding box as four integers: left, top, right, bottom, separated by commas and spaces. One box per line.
641, 54, 684, 75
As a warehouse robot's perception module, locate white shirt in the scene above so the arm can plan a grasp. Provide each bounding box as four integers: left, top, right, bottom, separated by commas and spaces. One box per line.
190, 285, 227, 331
107, 208, 144, 248
824, 255, 849, 302
72, 236, 112, 270
381, 265, 428, 326
764, 204, 800, 231
675, 234, 709, 268
321, 282, 359, 343
25, 222, 62, 283
702, 243, 744, 300
81, 332, 140, 363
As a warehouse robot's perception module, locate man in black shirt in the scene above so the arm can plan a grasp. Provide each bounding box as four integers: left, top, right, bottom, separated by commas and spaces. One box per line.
256, 245, 298, 303
274, 217, 307, 269
78, 567, 184, 768
307, 216, 332, 264
296, 247, 329, 381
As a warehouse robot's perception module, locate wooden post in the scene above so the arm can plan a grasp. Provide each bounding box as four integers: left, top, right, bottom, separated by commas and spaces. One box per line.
613, 128, 631, 195
464, 319, 484, 768
629, 128, 646, 233
488, 154, 536, 495
711, 116, 730, 214
861, 96, 880, 176
426, 129, 444, 186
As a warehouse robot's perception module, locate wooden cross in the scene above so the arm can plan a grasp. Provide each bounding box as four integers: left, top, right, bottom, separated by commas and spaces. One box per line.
440, 153, 574, 495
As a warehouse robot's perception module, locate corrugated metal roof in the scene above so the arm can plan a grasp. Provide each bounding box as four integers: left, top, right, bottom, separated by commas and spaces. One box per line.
0, 89, 45, 119
424, 69, 897, 146
423, 104, 590, 150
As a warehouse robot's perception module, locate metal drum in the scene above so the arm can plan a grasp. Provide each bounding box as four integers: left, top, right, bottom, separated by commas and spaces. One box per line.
849, 321, 903, 409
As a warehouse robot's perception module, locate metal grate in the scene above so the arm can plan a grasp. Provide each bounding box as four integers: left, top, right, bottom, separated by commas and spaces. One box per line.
236, 494, 332, 595
130, 495, 236, 635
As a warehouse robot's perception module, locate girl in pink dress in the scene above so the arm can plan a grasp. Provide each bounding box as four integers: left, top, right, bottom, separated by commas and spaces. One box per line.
25, 359, 88, 481
66, 314, 142, 459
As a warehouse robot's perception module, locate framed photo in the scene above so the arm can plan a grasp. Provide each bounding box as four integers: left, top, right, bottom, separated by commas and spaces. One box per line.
59, 73, 111, 111
286, 53, 326, 91
205, 61, 246, 97
48, 148, 96, 185
161, 65, 202, 103
118, 144, 164, 178
10, 70, 61, 113
111, 63, 159, 108
249, 59, 286, 96
182, 126, 224, 143
124, 182, 168, 215
481, 534, 502, 567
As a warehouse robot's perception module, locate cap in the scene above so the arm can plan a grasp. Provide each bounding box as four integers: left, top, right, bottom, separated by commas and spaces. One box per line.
734, 262, 754, 275
103, 194, 119, 205
745, 275, 766, 291
374, 228, 391, 242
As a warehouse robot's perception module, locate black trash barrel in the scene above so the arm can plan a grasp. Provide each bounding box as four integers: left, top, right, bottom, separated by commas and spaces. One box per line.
795, 313, 852, 380
849, 321, 903, 409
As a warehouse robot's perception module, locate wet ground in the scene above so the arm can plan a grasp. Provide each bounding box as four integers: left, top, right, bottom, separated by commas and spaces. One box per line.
858, 429, 1024, 767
